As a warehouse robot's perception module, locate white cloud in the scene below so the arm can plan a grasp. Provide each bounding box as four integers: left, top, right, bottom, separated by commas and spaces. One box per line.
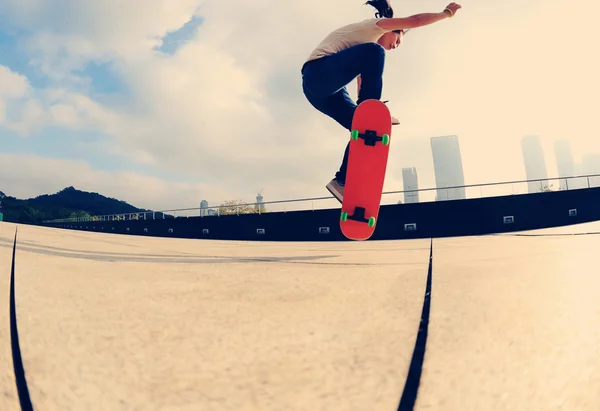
0, 66, 34, 130
0, 65, 30, 98
0, 66, 124, 136
1, 0, 600, 210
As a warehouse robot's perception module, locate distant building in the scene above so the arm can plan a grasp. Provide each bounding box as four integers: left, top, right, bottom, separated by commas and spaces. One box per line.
581, 154, 600, 173
255, 191, 265, 213
521, 135, 548, 193
554, 140, 576, 190
523, 135, 549, 191
402, 167, 419, 203
430, 135, 466, 201
581, 154, 600, 188
200, 200, 209, 217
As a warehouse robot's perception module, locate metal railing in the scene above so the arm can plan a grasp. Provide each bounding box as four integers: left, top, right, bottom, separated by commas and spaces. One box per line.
43, 173, 600, 224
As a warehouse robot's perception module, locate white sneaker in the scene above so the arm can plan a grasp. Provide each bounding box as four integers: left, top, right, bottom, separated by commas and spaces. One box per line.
382, 101, 400, 125
326, 178, 344, 204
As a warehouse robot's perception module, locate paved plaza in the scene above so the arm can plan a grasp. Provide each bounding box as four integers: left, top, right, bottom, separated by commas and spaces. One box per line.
1, 221, 599, 410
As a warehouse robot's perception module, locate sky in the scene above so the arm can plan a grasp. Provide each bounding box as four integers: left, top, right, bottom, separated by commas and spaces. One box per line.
1, 0, 600, 212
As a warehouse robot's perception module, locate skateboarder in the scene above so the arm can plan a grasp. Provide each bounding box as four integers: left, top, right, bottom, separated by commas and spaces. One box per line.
301, 0, 462, 203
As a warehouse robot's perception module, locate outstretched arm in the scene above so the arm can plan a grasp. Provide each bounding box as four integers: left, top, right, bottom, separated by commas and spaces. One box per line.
376, 2, 462, 31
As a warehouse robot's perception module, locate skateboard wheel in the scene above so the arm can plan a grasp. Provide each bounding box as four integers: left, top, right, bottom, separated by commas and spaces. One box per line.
340, 212, 348, 222
368, 217, 376, 227
382, 134, 390, 145
351, 130, 359, 140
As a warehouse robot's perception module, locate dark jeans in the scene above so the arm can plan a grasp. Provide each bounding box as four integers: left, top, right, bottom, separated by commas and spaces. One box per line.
302, 42, 386, 184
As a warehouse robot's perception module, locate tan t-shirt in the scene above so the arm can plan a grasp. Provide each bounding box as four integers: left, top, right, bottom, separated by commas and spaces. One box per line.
306, 19, 389, 62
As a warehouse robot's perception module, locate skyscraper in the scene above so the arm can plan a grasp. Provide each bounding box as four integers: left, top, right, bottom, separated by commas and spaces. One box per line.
256, 191, 264, 213
521, 135, 548, 193
554, 140, 575, 190
200, 200, 208, 217
430, 135, 466, 201
581, 154, 600, 174
402, 167, 419, 203
581, 154, 600, 188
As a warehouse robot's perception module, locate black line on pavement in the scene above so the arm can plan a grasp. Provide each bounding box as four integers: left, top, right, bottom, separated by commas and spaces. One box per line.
397, 238, 433, 411
9, 228, 34, 411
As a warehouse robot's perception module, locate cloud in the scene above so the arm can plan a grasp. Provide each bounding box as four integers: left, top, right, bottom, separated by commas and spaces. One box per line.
0, 65, 30, 98
0, 65, 35, 130
1, 0, 600, 212
2, 1, 356, 200
0, 65, 124, 136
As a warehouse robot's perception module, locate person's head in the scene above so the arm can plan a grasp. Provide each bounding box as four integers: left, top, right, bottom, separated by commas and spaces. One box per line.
365, 0, 405, 50
378, 29, 404, 50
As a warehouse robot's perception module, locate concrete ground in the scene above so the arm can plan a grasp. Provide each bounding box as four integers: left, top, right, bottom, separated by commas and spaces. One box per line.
1, 221, 599, 411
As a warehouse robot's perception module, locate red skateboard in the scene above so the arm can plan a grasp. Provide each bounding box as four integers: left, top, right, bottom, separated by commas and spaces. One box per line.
340, 100, 392, 241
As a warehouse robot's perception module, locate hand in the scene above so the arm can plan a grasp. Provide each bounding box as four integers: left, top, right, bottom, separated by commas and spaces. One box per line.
444, 2, 462, 16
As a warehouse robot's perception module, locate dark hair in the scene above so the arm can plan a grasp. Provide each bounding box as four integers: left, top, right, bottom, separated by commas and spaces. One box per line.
365, 0, 407, 34
365, 0, 394, 18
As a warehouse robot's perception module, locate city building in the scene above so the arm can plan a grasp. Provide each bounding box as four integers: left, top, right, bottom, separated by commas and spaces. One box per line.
200, 200, 208, 217
430, 135, 466, 201
402, 167, 419, 204
581, 154, 600, 188
256, 190, 264, 213
554, 140, 576, 190
521, 135, 549, 193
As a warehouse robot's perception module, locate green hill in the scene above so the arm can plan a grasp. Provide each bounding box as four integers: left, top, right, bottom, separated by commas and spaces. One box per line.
0, 186, 148, 224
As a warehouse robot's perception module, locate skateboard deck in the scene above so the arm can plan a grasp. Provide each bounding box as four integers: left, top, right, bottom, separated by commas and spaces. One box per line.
340, 99, 393, 241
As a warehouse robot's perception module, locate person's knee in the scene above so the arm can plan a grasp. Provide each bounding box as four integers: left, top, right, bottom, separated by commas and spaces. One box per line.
329, 107, 354, 131
365, 42, 386, 60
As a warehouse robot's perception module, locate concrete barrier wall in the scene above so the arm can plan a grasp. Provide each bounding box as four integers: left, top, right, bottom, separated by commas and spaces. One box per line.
41, 187, 600, 241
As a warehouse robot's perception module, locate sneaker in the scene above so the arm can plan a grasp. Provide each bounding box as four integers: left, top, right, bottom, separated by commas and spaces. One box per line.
326, 178, 345, 204
382, 101, 400, 125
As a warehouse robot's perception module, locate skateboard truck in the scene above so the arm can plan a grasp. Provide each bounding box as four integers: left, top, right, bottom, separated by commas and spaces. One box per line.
340, 206, 376, 227
351, 129, 390, 147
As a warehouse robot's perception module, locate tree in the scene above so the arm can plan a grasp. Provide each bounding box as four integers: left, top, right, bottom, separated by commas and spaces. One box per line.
218, 199, 267, 215
254, 202, 268, 214
69, 210, 91, 219
541, 183, 555, 192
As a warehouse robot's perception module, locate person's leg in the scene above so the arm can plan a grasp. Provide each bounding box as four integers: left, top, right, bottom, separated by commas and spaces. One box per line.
303, 83, 356, 130
301, 43, 386, 201
302, 85, 355, 185
302, 42, 386, 104
337, 142, 350, 183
